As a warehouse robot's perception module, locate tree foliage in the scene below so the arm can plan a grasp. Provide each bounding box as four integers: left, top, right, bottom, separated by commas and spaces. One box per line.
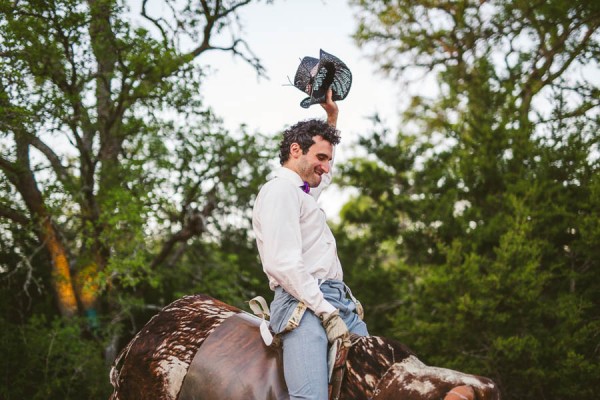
0, 0, 273, 397
339, 1, 600, 398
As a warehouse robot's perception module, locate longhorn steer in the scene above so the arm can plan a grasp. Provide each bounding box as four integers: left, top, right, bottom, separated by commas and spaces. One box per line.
109, 294, 500, 400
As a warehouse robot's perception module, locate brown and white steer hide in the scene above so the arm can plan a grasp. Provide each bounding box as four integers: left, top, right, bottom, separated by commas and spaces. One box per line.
109, 294, 500, 400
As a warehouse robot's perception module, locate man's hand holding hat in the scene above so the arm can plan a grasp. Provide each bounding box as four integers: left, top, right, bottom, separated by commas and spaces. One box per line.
320, 88, 338, 128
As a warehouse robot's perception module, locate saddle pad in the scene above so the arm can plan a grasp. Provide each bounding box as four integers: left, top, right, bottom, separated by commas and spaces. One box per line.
178, 312, 289, 400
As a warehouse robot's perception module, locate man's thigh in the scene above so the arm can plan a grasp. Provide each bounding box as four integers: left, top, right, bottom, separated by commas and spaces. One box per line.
281, 311, 329, 400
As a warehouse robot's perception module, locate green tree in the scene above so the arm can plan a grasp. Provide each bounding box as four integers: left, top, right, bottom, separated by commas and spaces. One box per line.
0, 0, 273, 397
339, 1, 600, 398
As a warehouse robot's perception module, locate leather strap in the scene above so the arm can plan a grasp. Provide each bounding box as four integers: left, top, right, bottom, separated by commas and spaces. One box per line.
328, 337, 351, 400
248, 296, 271, 320
248, 296, 275, 346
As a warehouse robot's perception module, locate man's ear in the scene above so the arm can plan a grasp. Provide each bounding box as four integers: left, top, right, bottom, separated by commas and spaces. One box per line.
289, 143, 302, 159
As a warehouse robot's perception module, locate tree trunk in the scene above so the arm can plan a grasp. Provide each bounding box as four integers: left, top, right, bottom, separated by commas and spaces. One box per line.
40, 217, 79, 317
4, 135, 80, 318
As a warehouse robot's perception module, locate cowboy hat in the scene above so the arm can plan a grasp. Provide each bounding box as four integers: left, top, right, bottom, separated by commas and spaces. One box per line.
293, 49, 352, 108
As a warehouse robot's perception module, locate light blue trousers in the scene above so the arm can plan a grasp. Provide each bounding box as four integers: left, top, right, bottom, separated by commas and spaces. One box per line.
270, 280, 369, 400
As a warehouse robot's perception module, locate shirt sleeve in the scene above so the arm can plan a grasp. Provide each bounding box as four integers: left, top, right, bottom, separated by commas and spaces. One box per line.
256, 182, 336, 316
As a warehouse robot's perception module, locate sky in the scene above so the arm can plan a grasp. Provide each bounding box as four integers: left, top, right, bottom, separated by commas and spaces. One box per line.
201, 0, 400, 135
196, 0, 404, 216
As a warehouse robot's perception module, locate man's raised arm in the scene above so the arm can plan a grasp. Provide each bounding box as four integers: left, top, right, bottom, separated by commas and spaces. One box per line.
320, 88, 338, 128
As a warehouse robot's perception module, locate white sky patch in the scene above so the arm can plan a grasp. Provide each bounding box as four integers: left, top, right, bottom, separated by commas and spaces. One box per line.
453, 200, 471, 217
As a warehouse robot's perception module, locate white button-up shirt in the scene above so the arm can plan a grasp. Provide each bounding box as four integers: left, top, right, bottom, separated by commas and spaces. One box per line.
252, 167, 342, 316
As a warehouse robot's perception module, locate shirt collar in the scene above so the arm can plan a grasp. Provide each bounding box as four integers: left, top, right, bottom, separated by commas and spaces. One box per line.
274, 167, 304, 187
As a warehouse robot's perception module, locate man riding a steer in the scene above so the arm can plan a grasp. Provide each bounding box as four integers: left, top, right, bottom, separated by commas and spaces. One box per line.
252, 53, 481, 398
252, 87, 367, 400
109, 52, 500, 400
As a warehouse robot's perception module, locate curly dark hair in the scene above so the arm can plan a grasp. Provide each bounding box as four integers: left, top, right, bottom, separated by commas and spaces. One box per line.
279, 119, 341, 165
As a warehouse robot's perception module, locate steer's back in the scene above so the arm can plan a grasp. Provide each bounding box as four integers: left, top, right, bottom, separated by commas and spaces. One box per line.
109, 295, 238, 400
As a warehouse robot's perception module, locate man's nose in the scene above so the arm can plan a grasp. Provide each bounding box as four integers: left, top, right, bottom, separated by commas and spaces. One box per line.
321, 161, 330, 173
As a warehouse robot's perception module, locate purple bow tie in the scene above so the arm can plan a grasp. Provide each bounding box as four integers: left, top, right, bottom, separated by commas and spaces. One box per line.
300, 181, 310, 193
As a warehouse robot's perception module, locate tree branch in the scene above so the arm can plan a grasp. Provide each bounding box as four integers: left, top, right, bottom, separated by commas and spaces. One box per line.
150, 188, 218, 269
208, 38, 267, 77
0, 155, 18, 177
141, 0, 169, 45
0, 204, 30, 226
519, 9, 600, 114
27, 134, 74, 189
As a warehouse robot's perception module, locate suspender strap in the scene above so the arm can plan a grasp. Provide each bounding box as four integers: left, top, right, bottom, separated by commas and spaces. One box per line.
282, 302, 307, 332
